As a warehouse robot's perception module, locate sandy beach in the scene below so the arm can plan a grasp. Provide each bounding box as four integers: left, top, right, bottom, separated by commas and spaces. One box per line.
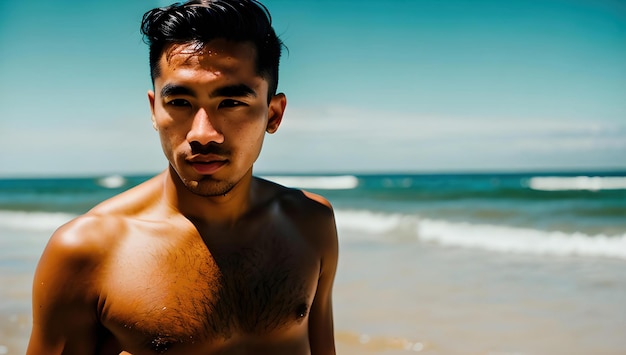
333, 239, 626, 354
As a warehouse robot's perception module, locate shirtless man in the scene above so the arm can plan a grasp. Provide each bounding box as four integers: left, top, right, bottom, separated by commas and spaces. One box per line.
27, 1, 338, 354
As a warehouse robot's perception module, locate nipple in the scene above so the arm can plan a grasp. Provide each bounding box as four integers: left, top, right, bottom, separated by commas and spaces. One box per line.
295, 303, 309, 319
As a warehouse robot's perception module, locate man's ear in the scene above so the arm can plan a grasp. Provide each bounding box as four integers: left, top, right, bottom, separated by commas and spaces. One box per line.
266, 93, 286, 134
148, 90, 158, 130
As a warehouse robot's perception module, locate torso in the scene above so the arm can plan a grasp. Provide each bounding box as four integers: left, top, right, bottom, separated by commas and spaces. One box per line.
90, 176, 323, 354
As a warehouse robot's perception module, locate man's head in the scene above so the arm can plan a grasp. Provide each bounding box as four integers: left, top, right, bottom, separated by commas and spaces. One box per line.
141, 0, 283, 102
142, 0, 287, 198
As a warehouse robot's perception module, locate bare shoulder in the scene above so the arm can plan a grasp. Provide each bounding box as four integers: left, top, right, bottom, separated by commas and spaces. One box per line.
41, 174, 166, 274
36, 175, 167, 293
302, 189, 334, 210
285, 189, 335, 219
46, 214, 124, 259
297, 189, 338, 257
40, 173, 167, 275
255, 177, 338, 249
255, 177, 335, 219
294, 189, 337, 235
36, 213, 126, 292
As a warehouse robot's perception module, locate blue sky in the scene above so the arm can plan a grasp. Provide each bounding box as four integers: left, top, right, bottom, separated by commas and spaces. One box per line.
1, 0, 625, 177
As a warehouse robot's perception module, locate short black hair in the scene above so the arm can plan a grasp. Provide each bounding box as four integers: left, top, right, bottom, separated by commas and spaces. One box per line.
140, 0, 284, 100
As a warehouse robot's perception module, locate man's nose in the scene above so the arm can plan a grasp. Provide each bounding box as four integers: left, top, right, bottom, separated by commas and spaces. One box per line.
186, 109, 224, 146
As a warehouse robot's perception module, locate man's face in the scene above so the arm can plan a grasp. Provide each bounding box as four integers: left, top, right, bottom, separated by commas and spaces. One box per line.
148, 39, 286, 196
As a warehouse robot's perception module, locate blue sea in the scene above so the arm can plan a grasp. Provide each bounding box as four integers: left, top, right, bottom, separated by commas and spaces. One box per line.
1, 171, 626, 354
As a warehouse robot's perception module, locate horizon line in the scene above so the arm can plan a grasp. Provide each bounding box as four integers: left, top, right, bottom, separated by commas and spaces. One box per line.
2, 166, 626, 180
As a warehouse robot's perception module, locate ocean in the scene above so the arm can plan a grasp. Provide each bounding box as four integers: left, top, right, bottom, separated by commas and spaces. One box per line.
1, 171, 625, 354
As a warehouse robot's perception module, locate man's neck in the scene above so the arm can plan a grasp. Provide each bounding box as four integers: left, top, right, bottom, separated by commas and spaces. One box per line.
162, 166, 256, 228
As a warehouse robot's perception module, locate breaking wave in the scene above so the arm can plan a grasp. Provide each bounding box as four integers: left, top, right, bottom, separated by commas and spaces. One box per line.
335, 209, 626, 260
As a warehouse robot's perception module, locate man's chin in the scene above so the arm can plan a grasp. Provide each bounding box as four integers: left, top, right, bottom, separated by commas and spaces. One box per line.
183, 178, 236, 197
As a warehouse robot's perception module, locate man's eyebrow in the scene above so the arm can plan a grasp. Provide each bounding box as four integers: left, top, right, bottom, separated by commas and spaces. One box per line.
160, 84, 195, 98
210, 84, 257, 98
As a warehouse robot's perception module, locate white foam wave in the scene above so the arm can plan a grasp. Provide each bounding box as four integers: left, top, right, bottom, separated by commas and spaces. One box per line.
97, 174, 127, 189
262, 175, 359, 190
529, 176, 626, 191
0, 211, 75, 232
335, 210, 626, 260
335, 210, 418, 236
418, 220, 626, 259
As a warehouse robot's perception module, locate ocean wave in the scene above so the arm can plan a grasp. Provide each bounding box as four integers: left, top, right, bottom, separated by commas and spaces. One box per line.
4, 208, 625, 260
0, 210, 75, 232
335, 210, 626, 260
261, 175, 359, 190
528, 176, 626, 191
96, 174, 127, 189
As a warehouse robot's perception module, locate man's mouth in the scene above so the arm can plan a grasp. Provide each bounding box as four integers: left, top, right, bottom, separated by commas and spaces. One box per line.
189, 160, 227, 175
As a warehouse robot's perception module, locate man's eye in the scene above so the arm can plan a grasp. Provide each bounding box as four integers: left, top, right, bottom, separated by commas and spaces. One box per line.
219, 99, 246, 108
167, 99, 191, 107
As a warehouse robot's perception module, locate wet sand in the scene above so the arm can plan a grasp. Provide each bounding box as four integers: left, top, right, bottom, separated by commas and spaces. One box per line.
333, 239, 626, 354
0, 265, 33, 354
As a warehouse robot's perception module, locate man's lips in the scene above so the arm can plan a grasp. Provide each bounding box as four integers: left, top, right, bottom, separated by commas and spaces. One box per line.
188, 159, 228, 175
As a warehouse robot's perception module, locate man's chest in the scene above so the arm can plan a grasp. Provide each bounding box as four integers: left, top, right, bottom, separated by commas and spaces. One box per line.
98, 228, 320, 352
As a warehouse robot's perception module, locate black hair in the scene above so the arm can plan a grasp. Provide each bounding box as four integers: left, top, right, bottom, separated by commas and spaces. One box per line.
140, 0, 284, 100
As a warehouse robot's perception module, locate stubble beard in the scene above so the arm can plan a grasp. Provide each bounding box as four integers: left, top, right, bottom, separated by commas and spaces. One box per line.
183, 177, 237, 197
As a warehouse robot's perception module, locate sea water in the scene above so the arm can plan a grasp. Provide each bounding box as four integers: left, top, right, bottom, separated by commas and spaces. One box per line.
1, 172, 625, 354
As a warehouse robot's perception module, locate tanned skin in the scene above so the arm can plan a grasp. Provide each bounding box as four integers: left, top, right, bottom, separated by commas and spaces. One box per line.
27, 39, 338, 354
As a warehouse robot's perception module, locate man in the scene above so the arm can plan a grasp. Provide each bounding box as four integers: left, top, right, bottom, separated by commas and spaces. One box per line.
27, 1, 338, 354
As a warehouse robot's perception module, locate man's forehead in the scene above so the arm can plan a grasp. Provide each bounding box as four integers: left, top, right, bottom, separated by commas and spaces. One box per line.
154, 40, 269, 96
161, 40, 257, 71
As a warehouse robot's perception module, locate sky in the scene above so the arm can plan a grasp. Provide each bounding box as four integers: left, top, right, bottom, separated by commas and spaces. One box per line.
0, 0, 625, 177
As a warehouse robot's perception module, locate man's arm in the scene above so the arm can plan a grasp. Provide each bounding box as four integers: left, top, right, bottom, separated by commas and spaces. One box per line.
304, 192, 339, 355
27, 217, 107, 355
